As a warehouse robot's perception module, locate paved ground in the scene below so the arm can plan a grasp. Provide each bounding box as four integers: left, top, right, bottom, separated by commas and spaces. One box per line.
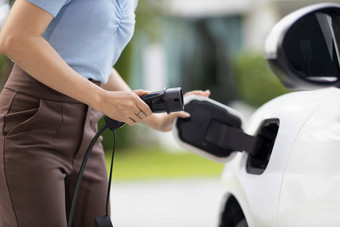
110, 178, 221, 227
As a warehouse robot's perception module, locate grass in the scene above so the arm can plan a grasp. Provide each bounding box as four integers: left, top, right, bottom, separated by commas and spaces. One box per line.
105, 145, 225, 181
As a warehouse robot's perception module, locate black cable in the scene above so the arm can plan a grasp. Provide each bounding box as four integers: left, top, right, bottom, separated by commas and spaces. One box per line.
105, 130, 116, 216
67, 124, 108, 227
66, 87, 183, 226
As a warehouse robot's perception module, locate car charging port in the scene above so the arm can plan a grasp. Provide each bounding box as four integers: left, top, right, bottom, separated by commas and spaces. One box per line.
246, 119, 280, 175
176, 99, 265, 161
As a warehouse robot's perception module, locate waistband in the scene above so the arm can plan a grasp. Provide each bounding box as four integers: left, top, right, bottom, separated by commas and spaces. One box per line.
4, 64, 101, 103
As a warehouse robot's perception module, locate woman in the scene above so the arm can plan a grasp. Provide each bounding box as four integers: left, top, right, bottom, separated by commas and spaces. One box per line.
0, 0, 210, 226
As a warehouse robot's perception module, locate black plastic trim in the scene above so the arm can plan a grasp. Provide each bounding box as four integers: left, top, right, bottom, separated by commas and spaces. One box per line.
246, 119, 280, 175
176, 100, 242, 158
219, 195, 248, 227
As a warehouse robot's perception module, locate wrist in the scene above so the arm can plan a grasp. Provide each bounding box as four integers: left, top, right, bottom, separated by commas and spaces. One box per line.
143, 114, 161, 130
88, 82, 108, 112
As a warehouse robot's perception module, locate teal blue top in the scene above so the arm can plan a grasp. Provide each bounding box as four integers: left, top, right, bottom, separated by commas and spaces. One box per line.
27, 0, 138, 83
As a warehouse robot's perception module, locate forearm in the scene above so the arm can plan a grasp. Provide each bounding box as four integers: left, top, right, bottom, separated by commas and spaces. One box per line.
143, 114, 163, 130
1, 35, 104, 110
0, 36, 151, 124
0, 0, 104, 110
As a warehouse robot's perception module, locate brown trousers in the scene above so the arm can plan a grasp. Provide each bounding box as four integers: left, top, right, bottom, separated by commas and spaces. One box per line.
0, 65, 108, 227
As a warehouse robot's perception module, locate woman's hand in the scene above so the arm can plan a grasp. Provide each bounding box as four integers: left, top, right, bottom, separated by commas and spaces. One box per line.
145, 90, 211, 132
98, 89, 152, 126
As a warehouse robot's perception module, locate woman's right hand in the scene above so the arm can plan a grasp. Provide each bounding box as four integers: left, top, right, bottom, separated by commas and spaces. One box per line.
97, 89, 152, 126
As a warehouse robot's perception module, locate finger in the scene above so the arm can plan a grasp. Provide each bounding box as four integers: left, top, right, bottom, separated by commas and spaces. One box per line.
189, 89, 210, 97
134, 108, 143, 116
135, 114, 143, 120
136, 111, 147, 120
165, 111, 190, 120
135, 98, 152, 116
133, 90, 153, 115
174, 111, 191, 118
133, 105, 149, 119
184, 90, 201, 96
133, 110, 143, 120
130, 114, 143, 123
203, 89, 211, 97
129, 92, 152, 116
133, 89, 149, 97
125, 118, 136, 126
184, 90, 207, 97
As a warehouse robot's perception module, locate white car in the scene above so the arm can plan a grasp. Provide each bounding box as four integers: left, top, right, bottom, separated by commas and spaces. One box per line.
173, 3, 340, 227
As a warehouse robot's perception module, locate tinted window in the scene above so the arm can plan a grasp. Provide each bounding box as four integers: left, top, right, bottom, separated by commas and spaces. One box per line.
283, 11, 340, 82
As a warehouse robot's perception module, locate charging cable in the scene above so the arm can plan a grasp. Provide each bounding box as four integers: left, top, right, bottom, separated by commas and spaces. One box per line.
68, 117, 118, 227
67, 123, 112, 227
67, 88, 184, 227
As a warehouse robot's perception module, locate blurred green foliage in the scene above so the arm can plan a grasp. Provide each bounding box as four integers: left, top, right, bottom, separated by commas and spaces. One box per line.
0, 54, 12, 89
135, 0, 165, 43
0, 54, 7, 73
234, 53, 290, 107
106, 145, 224, 180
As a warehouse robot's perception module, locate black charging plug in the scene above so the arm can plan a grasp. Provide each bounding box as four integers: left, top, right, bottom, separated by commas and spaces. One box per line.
141, 87, 183, 113
105, 87, 184, 130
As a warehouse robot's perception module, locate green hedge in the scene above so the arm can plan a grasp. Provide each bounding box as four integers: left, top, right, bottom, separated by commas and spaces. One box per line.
234, 53, 290, 107
0, 54, 8, 77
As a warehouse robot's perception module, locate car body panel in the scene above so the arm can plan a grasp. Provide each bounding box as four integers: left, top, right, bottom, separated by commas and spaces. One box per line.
277, 88, 340, 227
220, 88, 334, 226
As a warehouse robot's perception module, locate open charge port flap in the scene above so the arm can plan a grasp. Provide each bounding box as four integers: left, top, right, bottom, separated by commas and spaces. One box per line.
246, 119, 280, 175
206, 120, 263, 156
176, 99, 264, 159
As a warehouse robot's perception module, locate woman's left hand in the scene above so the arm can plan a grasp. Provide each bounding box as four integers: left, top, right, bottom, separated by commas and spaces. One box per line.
148, 90, 210, 132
